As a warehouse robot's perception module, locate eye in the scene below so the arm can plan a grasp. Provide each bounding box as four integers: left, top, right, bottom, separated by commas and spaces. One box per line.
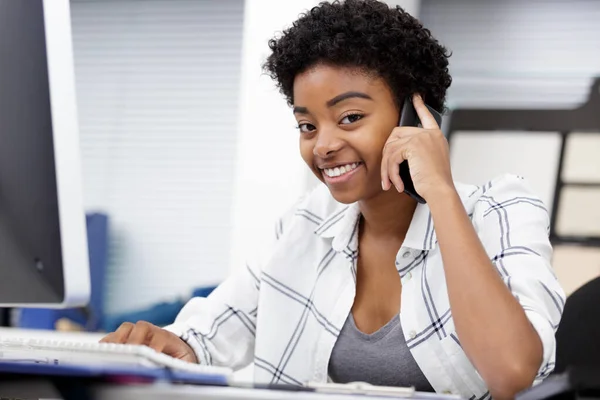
340, 113, 364, 125
297, 123, 316, 133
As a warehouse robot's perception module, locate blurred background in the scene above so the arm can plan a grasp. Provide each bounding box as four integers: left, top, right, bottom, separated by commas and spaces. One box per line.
32, 0, 598, 332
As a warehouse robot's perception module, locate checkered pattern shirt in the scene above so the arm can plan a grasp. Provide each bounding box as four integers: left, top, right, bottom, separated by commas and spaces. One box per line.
165, 174, 565, 399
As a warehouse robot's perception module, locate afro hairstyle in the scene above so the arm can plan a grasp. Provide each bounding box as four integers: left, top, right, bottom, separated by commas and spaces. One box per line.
263, 0, 452, 113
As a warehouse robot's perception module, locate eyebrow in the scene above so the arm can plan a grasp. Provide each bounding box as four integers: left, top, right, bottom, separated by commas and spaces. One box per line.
293, 106, 309, 114
293, 91, 373, 115
326, 91, 373, 107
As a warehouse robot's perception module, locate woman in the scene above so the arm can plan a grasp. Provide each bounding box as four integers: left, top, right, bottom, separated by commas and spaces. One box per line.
101, 1, 565, 398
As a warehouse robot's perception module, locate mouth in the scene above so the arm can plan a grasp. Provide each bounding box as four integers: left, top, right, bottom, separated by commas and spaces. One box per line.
319, 162, 363, 184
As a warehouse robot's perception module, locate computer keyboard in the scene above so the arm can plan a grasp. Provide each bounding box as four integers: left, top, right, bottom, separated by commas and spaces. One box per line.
0, 337, 231, 377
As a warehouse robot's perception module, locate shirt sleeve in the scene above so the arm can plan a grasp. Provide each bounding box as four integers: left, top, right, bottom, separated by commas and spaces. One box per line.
473, 174, 566, 382
163, 201, 300, 370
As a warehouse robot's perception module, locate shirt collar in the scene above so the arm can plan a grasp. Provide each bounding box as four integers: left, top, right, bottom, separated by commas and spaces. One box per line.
314, 202, 361, 255
314, 183, 479, 255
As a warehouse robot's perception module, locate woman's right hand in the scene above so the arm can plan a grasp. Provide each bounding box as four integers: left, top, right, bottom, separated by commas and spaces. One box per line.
100, 320, 198, 363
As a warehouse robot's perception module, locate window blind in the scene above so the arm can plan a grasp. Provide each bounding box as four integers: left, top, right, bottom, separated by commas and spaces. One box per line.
421, 0, 600, 109
70, 0, 244, 314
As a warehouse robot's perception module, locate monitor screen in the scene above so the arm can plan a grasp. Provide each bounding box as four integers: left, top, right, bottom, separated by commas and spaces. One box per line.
0, 0, 90, 307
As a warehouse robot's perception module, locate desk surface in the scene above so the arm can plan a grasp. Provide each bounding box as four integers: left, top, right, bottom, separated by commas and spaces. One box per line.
94, 384, 453, 400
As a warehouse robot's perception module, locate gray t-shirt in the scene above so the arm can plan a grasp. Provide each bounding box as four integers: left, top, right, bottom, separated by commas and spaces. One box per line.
328, 313, 434, 392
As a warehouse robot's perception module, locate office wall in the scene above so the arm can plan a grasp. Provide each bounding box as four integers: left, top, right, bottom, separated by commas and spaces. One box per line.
71, 0, 245, 314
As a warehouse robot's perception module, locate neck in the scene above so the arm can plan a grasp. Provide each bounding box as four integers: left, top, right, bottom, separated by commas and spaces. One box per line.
358, 189, 417, 239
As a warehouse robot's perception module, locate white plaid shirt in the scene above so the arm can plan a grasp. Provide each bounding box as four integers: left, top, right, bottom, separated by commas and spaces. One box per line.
165, 174, 565, 399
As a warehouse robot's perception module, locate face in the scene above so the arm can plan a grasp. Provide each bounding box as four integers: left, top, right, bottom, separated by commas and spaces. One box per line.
293, 64, 400, 204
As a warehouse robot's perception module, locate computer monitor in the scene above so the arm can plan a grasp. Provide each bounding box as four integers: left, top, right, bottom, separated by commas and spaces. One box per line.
0, 0, 90, 307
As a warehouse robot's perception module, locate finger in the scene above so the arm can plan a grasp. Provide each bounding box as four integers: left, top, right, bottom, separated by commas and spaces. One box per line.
385, 140, 410, 192
147, 330, 167, 354
390, 126, 422, 139
382, 128, 420, 190
128, 321, 154, 345
103, 322, 134, 344
381, 137, 406, 190
382, 135, 412, 190
381, 138, 396, 191
412, 94, 439, 130
389, 157, 406, 193
381, 152, 390, 191
99, 332, 117, 344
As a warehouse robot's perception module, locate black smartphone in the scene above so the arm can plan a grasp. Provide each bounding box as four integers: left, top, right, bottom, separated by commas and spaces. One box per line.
397, 97, 443, 204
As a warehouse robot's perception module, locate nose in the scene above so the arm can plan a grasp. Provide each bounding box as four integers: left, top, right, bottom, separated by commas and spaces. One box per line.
313, 126, 344, 158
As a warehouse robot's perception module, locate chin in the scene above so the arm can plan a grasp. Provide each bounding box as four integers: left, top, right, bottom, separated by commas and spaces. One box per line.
327, 187, 362, 204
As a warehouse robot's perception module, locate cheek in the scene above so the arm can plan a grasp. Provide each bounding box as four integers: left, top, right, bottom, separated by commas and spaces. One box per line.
299, 138, 325, 182
299, 138, 317, 168
358, 136, 386, 165
371, 126, 394, 156
356, 130, 391, 175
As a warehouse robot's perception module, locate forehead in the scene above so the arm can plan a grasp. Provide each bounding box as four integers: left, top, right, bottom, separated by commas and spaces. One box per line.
292, 64, 388, 105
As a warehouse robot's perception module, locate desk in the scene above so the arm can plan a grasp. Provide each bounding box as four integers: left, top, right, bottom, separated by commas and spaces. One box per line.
93, 384, 451, 400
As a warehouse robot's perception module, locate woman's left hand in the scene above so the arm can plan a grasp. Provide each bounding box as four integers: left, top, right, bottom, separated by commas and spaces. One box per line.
380, 94, 455, 202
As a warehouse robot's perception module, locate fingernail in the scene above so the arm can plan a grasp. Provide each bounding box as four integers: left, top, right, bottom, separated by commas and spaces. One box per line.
381, 181, 386, 190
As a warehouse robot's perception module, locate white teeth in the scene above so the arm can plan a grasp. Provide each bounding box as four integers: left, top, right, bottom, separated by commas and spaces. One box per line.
323, 162, 360, 178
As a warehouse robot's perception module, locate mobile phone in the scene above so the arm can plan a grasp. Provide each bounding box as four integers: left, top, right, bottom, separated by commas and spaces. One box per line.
397, 97, 443, 204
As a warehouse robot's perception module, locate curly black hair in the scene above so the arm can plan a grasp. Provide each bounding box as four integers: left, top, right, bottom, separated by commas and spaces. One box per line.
263, 0, 452, 112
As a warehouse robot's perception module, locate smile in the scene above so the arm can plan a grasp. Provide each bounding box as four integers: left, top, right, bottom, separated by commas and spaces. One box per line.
322, 162, 361, 177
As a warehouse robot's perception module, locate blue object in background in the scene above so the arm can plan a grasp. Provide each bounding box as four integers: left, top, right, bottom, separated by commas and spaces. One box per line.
17, 213, 109, 331
191, 286, 217, 299
102, 299, 186, 333
102, 285, 217, 332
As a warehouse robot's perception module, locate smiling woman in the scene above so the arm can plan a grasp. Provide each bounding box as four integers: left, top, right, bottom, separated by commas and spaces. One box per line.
101, 1, 565, 399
